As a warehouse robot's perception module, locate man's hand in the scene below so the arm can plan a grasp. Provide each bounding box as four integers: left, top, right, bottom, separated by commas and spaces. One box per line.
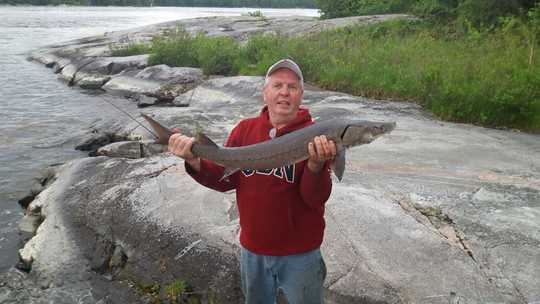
168, 130, 201, 172
307, 135, 336, 173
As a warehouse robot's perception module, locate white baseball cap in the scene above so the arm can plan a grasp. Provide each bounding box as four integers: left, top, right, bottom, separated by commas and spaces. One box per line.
265, 59, 304, 87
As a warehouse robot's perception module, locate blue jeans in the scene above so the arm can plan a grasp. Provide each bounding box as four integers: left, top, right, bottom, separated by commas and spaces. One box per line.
240, 247, 327, 304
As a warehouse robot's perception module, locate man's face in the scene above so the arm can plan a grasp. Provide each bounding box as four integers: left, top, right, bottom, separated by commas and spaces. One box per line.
263, 68, 304, 124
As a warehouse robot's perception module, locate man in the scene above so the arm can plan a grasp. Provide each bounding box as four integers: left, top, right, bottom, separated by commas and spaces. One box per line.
168, 59, 336, 304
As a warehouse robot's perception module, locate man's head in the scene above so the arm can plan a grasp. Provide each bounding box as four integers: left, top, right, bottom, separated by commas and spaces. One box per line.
263, 59, 305, 128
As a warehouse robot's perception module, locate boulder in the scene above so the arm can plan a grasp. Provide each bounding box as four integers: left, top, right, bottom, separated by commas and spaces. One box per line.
135, 65, 203, 84
77, 74, 111, 89
102, 75, 162, 96
135, 94, 159, 108
101, 66, 203, 102
73, 55, 150, 88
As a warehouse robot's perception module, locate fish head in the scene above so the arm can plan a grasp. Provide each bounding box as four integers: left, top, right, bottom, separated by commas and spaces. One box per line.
340, 120, 396, 148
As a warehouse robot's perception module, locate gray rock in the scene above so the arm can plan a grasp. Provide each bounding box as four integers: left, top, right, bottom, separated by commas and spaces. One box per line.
29, 51, 62, 68
102, 67, 202, 102
102, 75, 162, 96
75, 133, 112, 153
16, 156, 241, 303
77, 74, 111, 89
18, 214, 42, 237
135, 65, 203, 84
87, 55, 149, 75
109, 245, 127, 273
135, 94, 159, 108
97, 141, 142, 159
57, 57, 94, 85
171, 94, 191, 107
51, 57, 71, 74
73, 55, 149, 88
141, 141, 167, 157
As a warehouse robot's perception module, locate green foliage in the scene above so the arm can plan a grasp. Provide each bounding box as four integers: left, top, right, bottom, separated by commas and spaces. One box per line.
314, 0, 353, 18
232, 20, 539, 131
528, 2, 540, 39
132, 279, 206, 304
315, 0, 416, 19
352, 0, 416, 15
148, 27, 240, 75
411, 0, 458, 21
455, 0, 524, 29
316, 0, 538, 32
194, 35, 240, 75
149, 27, 199, 67
246, 10, 265, 18
165, 280, 187, 304
110, 43, 151, 56
238, 33, 288, 74
135, 282, 160, 300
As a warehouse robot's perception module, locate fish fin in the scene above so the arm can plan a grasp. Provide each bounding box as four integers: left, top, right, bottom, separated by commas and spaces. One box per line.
219, 167, 240, 181
140, 113, 173, 145
195, 133, 219, 147
331, 149, 346, 182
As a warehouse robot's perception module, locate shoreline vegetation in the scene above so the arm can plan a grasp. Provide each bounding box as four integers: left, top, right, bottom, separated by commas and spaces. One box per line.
108, 1, 539, 133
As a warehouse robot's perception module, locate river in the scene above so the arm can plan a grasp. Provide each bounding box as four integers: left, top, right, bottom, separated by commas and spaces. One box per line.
0, 5, 318, 273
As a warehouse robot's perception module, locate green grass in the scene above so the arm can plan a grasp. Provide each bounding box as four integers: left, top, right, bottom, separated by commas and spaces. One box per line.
111, 21, 540, 132
291, 20, 540, 130
110, 43, 151, 57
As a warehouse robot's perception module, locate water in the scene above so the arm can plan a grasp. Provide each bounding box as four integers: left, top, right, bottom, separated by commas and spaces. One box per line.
0, 5, 318, 273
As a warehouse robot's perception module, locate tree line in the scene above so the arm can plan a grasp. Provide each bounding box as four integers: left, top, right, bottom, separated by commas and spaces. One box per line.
0, 0, 315, 7
315, 0, 538, 27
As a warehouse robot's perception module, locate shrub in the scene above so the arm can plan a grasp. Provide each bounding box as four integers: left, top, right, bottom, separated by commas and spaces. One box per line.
194, 35, 240, 76
246, 10, 265, 18
110, 43, 151, 56
149, 27, 199, 67
239, 34, 289, 75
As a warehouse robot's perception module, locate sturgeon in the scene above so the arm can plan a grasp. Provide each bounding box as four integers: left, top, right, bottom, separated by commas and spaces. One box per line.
141, 113, 395, 181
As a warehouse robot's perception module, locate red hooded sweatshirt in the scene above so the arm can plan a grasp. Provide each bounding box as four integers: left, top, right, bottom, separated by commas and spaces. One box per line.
185, 106, 332, 256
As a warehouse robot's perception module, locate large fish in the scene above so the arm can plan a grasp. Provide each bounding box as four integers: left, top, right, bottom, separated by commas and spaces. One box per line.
141, 113, 395, 181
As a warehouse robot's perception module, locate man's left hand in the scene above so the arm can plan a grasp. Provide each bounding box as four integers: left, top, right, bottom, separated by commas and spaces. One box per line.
307, 135, 336, 173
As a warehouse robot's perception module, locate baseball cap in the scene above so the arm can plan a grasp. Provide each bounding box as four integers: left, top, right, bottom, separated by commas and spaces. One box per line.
265, 59, 304, 87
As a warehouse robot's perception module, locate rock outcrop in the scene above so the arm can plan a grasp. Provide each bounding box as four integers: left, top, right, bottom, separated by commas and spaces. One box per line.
27, 14, 409, 107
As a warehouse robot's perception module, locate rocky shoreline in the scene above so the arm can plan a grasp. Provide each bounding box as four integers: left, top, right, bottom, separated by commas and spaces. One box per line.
1, 14, 540, 304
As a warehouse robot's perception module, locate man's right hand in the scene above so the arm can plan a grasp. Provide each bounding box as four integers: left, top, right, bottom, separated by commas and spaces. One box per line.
168, 132, 201, 172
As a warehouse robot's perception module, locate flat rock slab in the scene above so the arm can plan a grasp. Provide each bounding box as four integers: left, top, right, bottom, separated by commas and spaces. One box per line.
102, 75, 162, 96
7, 75, 540, 303
135, 64, 203, 84
100, 65, 204, 101
97, 141, 143, 159
73, 55, 150, 88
